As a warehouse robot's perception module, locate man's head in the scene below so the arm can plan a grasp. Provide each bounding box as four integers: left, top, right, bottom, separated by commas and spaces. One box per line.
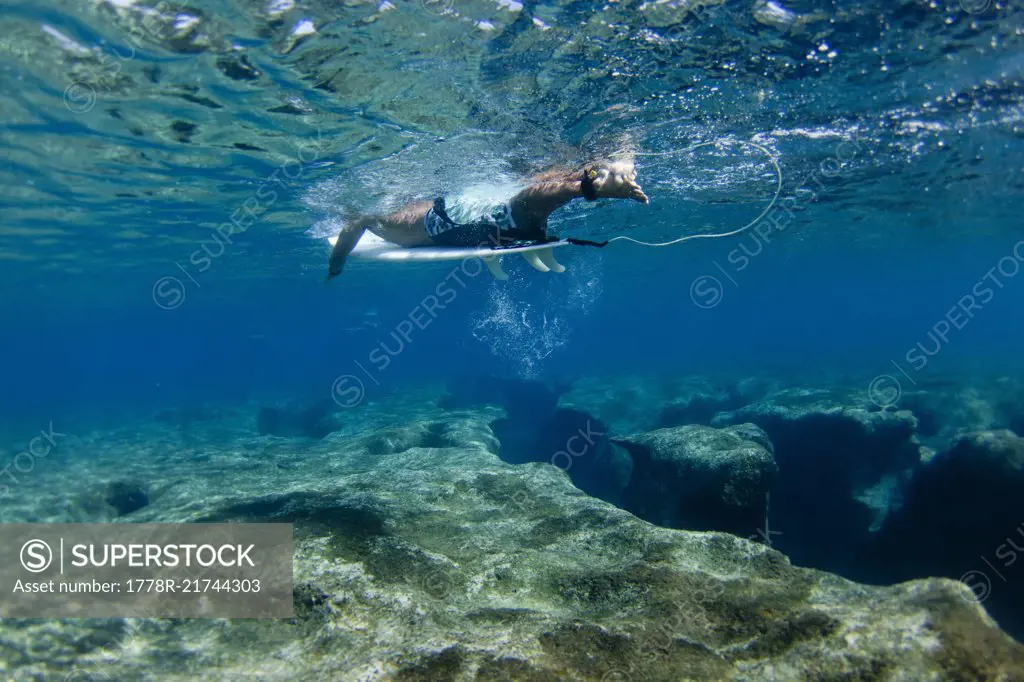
589, 160, 648, 204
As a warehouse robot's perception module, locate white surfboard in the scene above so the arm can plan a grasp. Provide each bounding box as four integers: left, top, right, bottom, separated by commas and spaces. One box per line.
328, 232, 570, 280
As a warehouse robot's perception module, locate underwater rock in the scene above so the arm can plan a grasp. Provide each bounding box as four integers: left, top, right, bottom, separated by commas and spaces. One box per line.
612, 424, 777, 536
732, 375, 784, 403
711, 388, 924, 574
558, 376, 683, 435
870, 429, 1024, 639
943, 429, 1024, 474
712, 390, 923, 488
559, 374, 776, 436
491, 408, 629, 504
656, 386, 745, 428
104, 480, 150, 516
656, 376, 783, 428
877, 430, 1024, 549
256, 399, 338, 439
895, 379, 1024, 447
363, 418, 500, 456
440, 375, 568, 424
5, 418, 1022, 680
722, 421, 775, 455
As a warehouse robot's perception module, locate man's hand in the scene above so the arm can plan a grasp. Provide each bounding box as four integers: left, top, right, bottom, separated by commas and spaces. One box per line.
589, 161, 649, 204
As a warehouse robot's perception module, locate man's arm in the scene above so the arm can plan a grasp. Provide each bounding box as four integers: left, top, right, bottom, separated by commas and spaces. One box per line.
508, 161, 649, 235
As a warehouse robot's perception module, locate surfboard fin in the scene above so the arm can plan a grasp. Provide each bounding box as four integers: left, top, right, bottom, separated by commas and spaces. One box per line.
536, 248, 566, 273
483, 256, 509, 280
522, 251, 550, 272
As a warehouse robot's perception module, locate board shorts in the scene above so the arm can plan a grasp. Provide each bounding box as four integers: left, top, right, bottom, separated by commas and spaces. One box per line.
423, 197, 521, 247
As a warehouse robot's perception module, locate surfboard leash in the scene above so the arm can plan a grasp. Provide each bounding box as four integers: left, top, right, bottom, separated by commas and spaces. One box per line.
602, 139, 783, 249
565, 237, 610, 248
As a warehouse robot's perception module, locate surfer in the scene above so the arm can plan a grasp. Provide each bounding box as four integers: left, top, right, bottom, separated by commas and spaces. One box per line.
326, 161, 648, 281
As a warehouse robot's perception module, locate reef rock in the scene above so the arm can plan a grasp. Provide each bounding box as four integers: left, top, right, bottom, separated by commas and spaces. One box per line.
611, 424, 778, 536
440, 376, 566, 424
872, 429, 1024, 639
895, 378, 1024, 446
656, 376, 780, 429
492, 407, 629, 505
256, 399, 339, 439
104, 480, 150, 516
711, 388, 924, 573
362, 417, 500, 456
876, 429, 1024, 548
711, 387, 923, 486
559, 374, 776, 436
2, 413, 1022, 680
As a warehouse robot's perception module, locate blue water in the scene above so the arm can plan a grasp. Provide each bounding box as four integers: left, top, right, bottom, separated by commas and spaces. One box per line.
1, 0, 1024, 668
7, 237, 1023, 428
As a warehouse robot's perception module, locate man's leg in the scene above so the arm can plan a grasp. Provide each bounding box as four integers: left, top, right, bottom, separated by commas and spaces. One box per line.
326, 217, 373, 281
326, 201, 434, 282
371, 201, 434, 247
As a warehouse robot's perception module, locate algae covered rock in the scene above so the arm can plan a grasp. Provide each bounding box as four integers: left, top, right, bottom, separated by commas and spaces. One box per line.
893, 378, 1024, 445
256, 399, 339, 439
711, 387, 924, 573
711, 387, 924, 484
558, 374, 779, 436
656, 385, 747, 428
612, 423, 778, 536
491, 407, 629, 505
2, 412, 1022, 681
871, 429, 1024, 638
361, 417, 500, 456
104, 480, 150, 516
